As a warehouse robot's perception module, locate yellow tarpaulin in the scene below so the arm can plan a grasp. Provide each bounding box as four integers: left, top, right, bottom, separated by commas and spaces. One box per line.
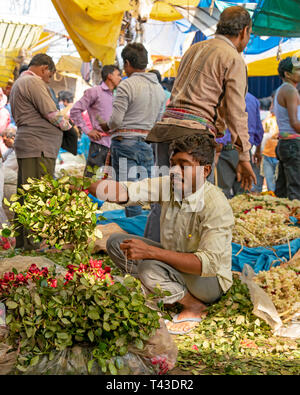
55, 55, 82, 76
0, 21, 43, 87
50, 1, 198, 64
150, 1, 199, 21
51, 0, 131, 65
247, 49, 300, 77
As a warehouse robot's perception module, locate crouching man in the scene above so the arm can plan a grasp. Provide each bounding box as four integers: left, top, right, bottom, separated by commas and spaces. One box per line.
88, 134, 234, 335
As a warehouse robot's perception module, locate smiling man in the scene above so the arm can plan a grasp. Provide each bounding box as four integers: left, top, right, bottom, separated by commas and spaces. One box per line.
88, 133, 234, 335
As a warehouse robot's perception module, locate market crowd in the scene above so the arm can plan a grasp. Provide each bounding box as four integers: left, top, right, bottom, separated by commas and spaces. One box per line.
1, 6, 300, 335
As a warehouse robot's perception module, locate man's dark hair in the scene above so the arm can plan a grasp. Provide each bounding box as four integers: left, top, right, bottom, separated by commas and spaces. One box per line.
169, 133, 216, 165
148, 69, 162, 84
278, 57, 294, 79
121, 43, 148, 70
216, 6, 251, 37
19, 64, 29, 75
28, 53, 56, 72
101, 65, 120, 81
259, 97, 272, 111
58, 90, 74, 103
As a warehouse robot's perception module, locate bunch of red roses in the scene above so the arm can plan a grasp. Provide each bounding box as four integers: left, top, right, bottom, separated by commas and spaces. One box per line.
65, 258, 114, 286
0, 259, 114, 296
0, 236, 11, 250
0, 264, 54, 295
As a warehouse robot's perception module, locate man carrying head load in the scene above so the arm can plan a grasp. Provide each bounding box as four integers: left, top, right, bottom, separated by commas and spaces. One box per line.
144, 5, 255, 242
88, 133, 234, 335
147, 5, 255, 187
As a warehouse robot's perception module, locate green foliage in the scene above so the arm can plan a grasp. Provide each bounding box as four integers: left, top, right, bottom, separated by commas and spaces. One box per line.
4, 268, 161, 374
1, 172, 103, 263
175, 276, 300, 375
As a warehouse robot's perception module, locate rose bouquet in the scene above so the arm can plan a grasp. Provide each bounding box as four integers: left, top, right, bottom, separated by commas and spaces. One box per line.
0, 259, 162, 374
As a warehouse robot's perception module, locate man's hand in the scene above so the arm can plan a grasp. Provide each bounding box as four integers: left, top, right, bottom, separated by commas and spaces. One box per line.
88, 129, 102, 141
253, 145, 262, 166
236, 160, 257, 191
100, 122, 109, 132
120, 239, 154, 260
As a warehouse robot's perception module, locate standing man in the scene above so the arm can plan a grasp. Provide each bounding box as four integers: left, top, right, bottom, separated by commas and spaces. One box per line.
273, 57, 300, 200
9, 53, 73, 249
70, 65, 122, 177
144, 6, 255, 242
216, 92, 264, 198
147, 6, 255, 188
100, 43, 166, 218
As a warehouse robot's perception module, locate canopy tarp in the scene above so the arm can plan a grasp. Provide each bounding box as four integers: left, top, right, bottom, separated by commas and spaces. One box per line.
150, 1, 199, 21
51, 0, 131, 64
245, 38, 300, 76
50, 1, 201, 64
252, 0, 300, 37
0, 21, 43, 87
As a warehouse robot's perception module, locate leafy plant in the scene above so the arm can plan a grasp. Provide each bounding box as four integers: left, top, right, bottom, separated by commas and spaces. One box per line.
1, 260, 162, 374
1, 172, 103, 262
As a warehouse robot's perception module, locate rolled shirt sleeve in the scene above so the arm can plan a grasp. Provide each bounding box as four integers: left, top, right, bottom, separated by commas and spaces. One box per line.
121, 176, 171, 206
193, 196, 234, 292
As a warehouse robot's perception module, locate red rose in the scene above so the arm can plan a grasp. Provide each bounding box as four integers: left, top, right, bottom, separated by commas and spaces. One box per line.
29, 264, 39, 274
16, 273, 26, 283
48, 279, 57, 288
3, 242, 11, 250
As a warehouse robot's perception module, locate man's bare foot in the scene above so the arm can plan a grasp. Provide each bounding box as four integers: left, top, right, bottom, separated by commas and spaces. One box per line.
165, 292, 207, 334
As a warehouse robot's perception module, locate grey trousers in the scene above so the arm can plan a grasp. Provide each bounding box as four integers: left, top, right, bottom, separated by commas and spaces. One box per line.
106, 233, 223, 305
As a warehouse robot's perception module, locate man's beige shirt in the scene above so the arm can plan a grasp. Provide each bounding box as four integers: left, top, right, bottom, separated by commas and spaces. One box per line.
148, 35, 251, 161
121, 176, 234, 292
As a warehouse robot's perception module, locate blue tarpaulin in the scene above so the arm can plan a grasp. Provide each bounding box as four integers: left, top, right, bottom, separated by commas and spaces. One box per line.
90, 196, 300, 273
97, 209, 150, 237
231, 239, 300, 273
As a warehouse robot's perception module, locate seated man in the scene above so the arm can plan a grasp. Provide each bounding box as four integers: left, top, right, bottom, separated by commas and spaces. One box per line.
88, 134, 234, 335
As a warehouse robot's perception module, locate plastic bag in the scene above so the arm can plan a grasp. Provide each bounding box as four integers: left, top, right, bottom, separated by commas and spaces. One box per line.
240, 264, 300, 339
21, 346, 155, 375
3, 318, 177, 375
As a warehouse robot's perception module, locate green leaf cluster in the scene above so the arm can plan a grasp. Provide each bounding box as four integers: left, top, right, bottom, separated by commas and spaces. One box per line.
2, 172, 101, 262
174, 276, 300, 375
4, 270, 161, 375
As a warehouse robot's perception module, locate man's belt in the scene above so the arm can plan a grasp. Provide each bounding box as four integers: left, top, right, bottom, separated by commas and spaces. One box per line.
222, 143, 235, 151
163, 107, 217, 135
112, 129, 150, 142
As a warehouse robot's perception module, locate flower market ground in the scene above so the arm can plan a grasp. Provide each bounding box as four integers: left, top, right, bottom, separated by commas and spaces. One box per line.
1, 247, 299, 376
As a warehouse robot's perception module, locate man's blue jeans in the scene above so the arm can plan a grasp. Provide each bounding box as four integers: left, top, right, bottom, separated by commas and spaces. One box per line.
263, 155, 278, 192
110, 137, 154, 217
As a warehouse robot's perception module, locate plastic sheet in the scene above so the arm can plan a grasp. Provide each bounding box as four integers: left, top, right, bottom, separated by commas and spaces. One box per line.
241, 264, 300, 339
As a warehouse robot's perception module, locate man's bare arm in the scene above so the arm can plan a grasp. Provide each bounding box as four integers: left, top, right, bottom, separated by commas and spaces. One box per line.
286, 88, 300, 133
88, 179, 128, 203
